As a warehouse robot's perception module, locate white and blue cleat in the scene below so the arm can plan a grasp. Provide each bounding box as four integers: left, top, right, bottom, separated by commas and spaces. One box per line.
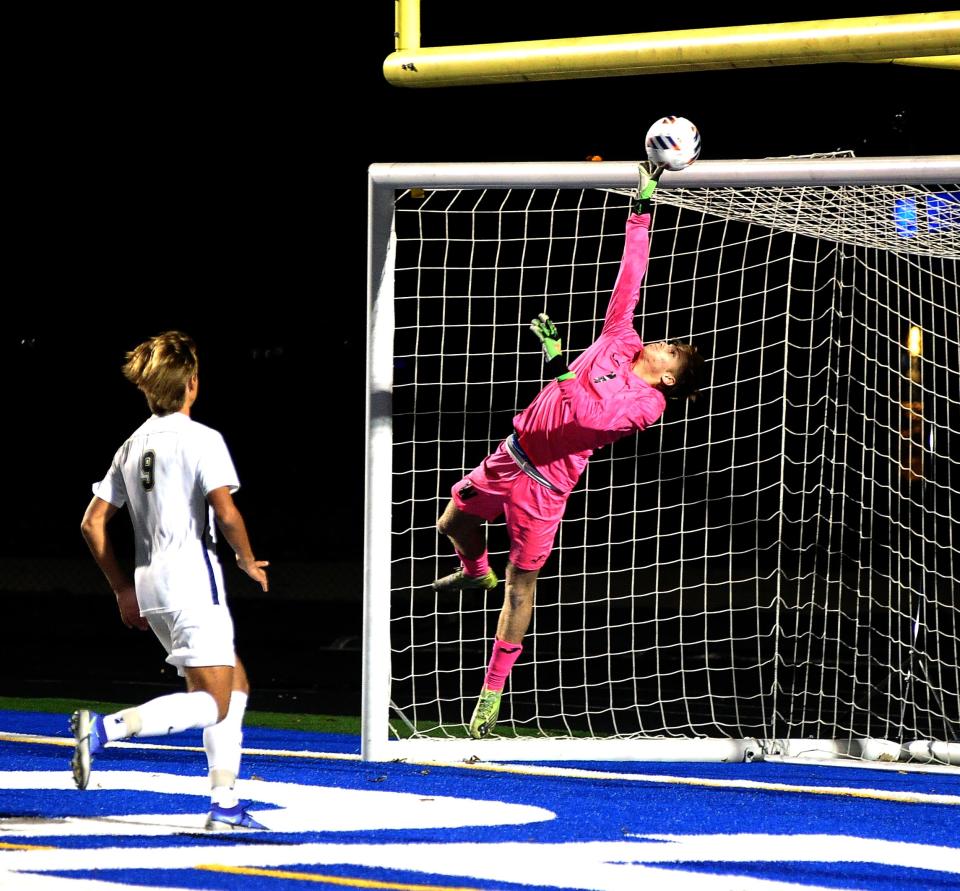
70, 709, 106, 790
205, 802, 269, 831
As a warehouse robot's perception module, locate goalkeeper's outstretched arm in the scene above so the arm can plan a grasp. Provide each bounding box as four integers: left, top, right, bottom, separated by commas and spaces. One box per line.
600, 163, 666, 339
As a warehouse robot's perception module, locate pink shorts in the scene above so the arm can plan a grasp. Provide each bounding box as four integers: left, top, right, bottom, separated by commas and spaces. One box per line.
451, 440, 569, 571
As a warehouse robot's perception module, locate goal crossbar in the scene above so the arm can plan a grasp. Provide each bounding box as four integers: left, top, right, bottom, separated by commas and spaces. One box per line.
369, 156, 960, 189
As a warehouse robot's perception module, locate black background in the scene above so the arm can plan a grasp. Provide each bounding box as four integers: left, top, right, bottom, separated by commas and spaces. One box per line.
3, 6, 957, 713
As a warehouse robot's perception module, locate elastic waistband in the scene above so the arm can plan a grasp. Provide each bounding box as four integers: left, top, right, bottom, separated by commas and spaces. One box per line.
505, 434, 563, 494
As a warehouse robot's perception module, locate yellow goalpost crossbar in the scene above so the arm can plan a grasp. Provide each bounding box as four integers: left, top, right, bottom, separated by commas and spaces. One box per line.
384, 4, 960, 87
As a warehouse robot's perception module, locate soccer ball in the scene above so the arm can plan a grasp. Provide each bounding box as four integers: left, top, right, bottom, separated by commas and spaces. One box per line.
645, 116, 701, 172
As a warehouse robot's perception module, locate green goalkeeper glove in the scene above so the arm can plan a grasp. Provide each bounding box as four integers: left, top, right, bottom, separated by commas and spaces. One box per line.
530, 313, 575, 380
633, 162, 665, 215
530, 312, 563, 360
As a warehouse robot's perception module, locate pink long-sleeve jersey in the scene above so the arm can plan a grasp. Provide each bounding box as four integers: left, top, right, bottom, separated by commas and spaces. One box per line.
512, 212, 666, 493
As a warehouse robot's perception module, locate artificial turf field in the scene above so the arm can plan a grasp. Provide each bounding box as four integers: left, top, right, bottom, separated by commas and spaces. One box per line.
2, 697, 959, 890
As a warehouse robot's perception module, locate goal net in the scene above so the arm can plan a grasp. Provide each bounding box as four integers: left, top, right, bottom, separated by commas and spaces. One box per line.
364, 157, 960, 765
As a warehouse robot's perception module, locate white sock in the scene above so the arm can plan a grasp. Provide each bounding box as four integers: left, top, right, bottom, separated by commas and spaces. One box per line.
102, 708, 140, 742
104, 691, 219, 741
204, 690, 248, 807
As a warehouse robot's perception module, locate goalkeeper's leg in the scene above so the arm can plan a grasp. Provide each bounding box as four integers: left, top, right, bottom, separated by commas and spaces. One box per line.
469, 563, 538, 738
433, 500, 499, 592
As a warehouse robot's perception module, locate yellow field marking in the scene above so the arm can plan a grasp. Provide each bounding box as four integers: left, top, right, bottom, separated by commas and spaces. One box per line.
0, 731, 360, 761
4, 729, 958, 807
0, 842, 56, 850
197, 864, 477, 889
0, 733, 73, 748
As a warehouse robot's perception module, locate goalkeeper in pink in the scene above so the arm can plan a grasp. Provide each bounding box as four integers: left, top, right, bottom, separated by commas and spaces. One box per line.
433, 166, 705, 738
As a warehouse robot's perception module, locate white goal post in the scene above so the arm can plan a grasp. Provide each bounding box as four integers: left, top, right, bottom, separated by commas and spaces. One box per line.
365, 156, 960, 765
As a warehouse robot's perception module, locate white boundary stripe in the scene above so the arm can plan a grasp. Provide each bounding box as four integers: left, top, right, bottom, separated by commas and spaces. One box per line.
5, 874, 178, 891
362, 735, 960, 768
427, 760, 960, 807
763, 753, 960, 776
3, 730, 959, 808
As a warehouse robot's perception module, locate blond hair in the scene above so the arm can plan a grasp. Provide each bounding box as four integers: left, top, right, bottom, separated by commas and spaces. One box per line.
122, 331, 198, 415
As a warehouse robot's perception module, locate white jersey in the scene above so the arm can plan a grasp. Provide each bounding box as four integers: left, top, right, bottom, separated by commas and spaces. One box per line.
94, 412, 240, 615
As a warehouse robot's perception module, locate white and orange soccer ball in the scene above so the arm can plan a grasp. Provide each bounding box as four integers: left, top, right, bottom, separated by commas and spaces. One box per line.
645, 116, 701, 172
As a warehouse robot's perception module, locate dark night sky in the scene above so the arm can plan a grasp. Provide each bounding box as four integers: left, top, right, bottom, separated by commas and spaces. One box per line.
5, 6, 957, 576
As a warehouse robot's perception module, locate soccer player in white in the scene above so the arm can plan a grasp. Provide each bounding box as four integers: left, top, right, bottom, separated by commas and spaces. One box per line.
74, 331, 270, 831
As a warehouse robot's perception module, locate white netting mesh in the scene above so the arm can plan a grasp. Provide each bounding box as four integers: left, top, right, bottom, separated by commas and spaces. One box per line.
663, 185, 960, 257
386, 180, 960, 751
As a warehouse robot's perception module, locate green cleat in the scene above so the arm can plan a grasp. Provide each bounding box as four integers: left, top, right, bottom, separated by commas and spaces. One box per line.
469, 686, 503, 739
432, 568, 498, 593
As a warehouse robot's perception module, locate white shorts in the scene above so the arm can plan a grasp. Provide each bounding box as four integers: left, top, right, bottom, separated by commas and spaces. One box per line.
146, 605, 236, 678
